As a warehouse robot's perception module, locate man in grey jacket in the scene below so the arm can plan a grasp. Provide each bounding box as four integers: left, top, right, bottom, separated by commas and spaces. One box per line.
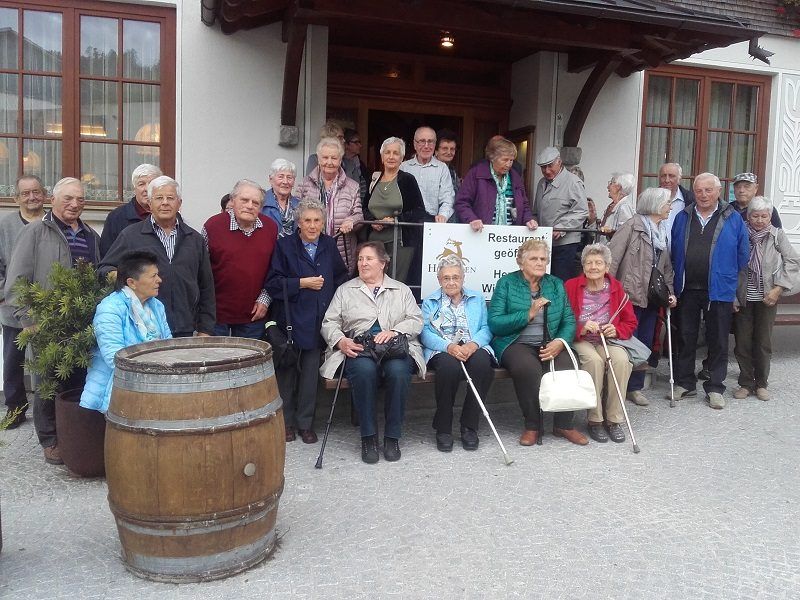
0, 175, 46, 429
532, 146, 589, 281
4, 177, 100, 464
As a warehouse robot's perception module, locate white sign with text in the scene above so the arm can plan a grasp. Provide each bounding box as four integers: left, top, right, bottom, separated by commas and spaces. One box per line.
421, 224, 553, 300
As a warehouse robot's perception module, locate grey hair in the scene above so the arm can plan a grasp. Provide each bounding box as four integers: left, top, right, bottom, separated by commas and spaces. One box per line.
147, 175, 181, 200
693, 172, 721, 189
380, 136, 406, 157
230, 179, 265, 203
581, 243, 612, 267
747, 196, 773, 215
269, 158, 297, 178
357, 241, 391, 264
636, 187, 671, 216
52, 177, 82, 198
661, 162, 683, 178
131, 164, 162, 187
611, 172, 635, 197
297, 198, 327, 223
437, 255, 465, 274
15, 174, 45, 195
517, 238, 551, 265
316, 136, 344, 159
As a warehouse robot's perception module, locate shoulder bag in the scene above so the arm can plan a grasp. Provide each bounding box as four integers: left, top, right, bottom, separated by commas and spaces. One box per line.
264, 279, 300, 371
606, 292, 653, 367
647, 250, 671, 308
539, 338, 597, 412
353, 332, 409, 364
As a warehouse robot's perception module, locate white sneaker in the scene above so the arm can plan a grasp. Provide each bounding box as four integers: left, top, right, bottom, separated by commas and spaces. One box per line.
707, 392, 725, 410
626, 391, 650, 406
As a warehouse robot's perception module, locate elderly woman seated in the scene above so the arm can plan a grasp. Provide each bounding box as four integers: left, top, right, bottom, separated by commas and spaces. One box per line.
80, 251, 172, 413
733, 196, 800, 401
488, 238, 587, 447
421, 255, 494, 452
320, 242, 425, 464
564, 244, 637, 443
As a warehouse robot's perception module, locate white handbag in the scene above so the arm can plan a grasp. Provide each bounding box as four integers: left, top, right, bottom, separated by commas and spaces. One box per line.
539, 338, 598, 412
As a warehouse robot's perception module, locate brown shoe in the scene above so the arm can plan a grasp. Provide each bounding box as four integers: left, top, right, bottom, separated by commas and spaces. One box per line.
285, 426, 296, 442
755, 387, 770, 401
299, 429, 318, 444
43, 445, 64, 465
519, 429, 539, 446
553, 428, 589, 446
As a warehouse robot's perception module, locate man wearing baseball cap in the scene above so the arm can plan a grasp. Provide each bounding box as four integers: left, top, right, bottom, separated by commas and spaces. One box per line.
531, 146, 588, 281
731, 172, 782, 227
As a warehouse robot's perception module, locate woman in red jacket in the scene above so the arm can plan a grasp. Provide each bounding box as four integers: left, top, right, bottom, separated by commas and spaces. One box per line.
564, 244, 637, 444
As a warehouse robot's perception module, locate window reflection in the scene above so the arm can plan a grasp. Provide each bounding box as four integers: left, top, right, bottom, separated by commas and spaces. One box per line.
81, 142, 119, 202
23, 75, 62, 136
80, 16, 117, 77
124, 20, 160, 80
23, 11, 62, 72
0, 8, 18, 69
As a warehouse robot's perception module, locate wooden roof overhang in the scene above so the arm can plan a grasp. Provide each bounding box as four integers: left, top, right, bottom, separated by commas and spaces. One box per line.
201, 0, 762, 147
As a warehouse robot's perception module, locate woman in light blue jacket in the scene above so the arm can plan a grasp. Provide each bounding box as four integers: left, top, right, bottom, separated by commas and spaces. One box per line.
80, 251, 172, 413
421, 255, 494, 453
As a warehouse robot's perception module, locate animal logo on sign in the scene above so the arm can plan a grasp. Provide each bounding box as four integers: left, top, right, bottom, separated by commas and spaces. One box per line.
436, 239, 470, 263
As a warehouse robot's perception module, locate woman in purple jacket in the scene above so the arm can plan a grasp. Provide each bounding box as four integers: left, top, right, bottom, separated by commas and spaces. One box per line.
455, 136, 536, 232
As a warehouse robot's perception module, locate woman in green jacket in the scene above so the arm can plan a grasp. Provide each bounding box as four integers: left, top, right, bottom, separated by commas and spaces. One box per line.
489, 239, 588, 447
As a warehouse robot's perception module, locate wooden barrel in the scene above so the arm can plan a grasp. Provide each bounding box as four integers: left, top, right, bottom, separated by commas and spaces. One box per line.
104, 337, 285, 583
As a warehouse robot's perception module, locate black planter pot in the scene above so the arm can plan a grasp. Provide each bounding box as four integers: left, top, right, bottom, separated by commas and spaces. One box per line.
55, 388, 106, 477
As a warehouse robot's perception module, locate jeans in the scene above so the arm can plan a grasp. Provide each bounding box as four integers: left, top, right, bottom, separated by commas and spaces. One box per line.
428, 349, 493, 434
276, 348, 321, 430
677, 289, 733, 395
2, 325, 27, 411
733, 300, 777, 390
344, 356, 413, 439
550, 243, 580, 282
213, 320, 266, 339
500, 343, 575, 430
627, 304, 659, 392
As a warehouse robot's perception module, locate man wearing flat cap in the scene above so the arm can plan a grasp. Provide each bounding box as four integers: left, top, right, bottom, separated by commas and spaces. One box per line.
531, 146, 588, 281
731, 172, 782, 227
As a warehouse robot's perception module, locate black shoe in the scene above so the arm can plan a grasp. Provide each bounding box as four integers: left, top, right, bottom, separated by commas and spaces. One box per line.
607, 423, 626, 443
361, 435, 379, 464
588, 424, 608, 443
2, 408, 27, 430
436, 432, 453, 452
697, 369, 711, 381
461, 427, 479, 451
383, 437, 401, 462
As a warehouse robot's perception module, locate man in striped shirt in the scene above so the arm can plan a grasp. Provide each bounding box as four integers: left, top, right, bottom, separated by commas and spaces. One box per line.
4, 177, 100, 466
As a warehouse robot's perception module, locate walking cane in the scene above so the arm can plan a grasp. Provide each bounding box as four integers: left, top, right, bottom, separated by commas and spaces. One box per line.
315, 357, 347, 469
599, 332, 641, 454
459, 361, 513, 466
666, 307, 675, 408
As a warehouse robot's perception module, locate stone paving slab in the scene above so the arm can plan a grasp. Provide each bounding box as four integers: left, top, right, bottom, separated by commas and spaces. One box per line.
1, 329, 799, 599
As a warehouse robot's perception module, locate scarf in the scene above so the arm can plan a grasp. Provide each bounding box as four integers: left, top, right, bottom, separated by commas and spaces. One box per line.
642, 215, 667, 258
122, 287, 161, 342
747, 224, 770, 290
317, 170, 340, 235
490, 164, 510, 226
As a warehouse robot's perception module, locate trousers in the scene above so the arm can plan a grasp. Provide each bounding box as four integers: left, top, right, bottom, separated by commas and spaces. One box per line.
573, 340, 630, 424
733, 300, 777, 390
428, 349, 493, 434
344, 355, 413, 439
275, 348, 321, 430
2, 325, 27, 411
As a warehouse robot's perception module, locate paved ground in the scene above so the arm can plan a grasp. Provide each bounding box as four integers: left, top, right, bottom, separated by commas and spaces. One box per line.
1, 329, 799, 599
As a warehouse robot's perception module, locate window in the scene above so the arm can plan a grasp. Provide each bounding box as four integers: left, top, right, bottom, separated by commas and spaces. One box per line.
640, 66, 770, 201
0, 0, 175, 205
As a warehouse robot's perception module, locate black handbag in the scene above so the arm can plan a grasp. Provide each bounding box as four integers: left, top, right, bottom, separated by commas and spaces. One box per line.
647, 266, 671, 309
264, 279, 300, 370
353, 332, 409, 363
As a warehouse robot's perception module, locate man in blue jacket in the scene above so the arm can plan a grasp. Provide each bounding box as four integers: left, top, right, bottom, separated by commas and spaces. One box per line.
671, 172, 748, 409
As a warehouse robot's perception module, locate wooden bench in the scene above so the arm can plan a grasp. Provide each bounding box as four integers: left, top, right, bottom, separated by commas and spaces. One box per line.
322, 364, 650, 390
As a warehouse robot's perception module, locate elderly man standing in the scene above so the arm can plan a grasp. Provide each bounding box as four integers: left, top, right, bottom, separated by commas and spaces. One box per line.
659, 162, 695, 245
202, 180, 277, 338
671, 172, 748, 409
4, 177, 100, 463
731, 172, 782, 227
531, 146, 588, 281
99, 164, 162, 256
100, 176, 215, 338
400, 126, 454, 222
0, 175, 46, 429
435, 128, 460, 198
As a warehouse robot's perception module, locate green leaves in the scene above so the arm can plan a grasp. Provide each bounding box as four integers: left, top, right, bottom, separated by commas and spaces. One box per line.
12, 260, 113, 400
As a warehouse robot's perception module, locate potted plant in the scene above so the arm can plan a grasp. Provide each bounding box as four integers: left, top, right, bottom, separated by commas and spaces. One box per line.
13, 260, 112, 477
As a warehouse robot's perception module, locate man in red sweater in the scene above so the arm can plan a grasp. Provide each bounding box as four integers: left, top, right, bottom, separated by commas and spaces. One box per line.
202, 180, 278, 338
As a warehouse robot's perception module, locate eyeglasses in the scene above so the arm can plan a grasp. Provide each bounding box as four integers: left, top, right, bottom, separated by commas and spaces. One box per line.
414, 139, 436, 146
440, 275, 463, 283
347, 139, 362, 145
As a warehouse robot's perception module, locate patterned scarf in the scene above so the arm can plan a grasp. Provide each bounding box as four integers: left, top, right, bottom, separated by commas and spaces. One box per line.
490, 164, 510, 226
122, 287, 160, 342
318, 171, 340, 236
747, 224, 770, 291
642, 215, 667, 256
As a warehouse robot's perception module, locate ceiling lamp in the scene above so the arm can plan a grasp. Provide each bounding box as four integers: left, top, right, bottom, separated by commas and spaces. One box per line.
440, 31, 454, 49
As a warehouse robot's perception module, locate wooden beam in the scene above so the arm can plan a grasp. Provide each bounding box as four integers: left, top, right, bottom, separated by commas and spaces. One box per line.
298, 0, 636, 53
563, 55, 623, 148
280, 18, 307, 126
